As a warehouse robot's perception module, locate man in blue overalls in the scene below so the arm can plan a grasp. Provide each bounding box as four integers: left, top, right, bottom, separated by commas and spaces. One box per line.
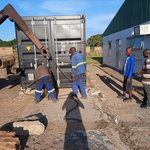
34, 63, 57, 103
69, 47, 87, 98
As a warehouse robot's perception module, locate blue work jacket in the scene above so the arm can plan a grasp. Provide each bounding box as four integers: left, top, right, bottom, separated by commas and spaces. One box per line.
70, 52, 86, 77
123, 55, 135, 79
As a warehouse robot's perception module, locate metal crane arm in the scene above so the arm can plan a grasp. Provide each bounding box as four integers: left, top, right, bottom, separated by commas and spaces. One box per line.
0, 4, 48, 56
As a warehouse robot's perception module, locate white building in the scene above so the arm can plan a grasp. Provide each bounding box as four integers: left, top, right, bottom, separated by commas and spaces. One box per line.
103, 0, 150, 72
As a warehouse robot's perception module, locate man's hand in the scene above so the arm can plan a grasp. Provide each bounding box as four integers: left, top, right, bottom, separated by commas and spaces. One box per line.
71, 75, 73, 81
135, 71, 141, 75
71, 76, 77, 81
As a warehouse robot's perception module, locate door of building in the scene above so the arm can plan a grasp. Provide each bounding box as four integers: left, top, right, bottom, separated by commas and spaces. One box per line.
115, 39, 121, 69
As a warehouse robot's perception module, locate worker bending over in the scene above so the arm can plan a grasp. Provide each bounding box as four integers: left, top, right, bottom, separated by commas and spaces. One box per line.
69, 47, 87, 99
34, 63, 57, 103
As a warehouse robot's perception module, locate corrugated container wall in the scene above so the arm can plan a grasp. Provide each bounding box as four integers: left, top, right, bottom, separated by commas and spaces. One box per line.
15, 15, 86, 88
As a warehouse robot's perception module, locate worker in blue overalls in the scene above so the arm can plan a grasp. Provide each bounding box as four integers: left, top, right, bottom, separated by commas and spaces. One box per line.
69, 47, 87, 99
34, 63, 57, 103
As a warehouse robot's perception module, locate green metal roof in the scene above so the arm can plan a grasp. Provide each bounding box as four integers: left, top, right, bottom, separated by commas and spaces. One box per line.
103, 0, 150, 37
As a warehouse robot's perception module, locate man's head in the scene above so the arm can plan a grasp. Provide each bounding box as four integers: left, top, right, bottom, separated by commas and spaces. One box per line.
126, 47, 133, 56
69, 47, 76, 56
143, 49, 150, 58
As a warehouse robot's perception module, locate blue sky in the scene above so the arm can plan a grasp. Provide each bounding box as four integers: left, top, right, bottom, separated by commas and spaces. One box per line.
0, 0, 124, 41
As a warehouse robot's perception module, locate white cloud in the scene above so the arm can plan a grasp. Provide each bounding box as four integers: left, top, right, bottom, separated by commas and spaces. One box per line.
41, 0, 88, 14
86, 13, 115, 35
0, 0, 124, 40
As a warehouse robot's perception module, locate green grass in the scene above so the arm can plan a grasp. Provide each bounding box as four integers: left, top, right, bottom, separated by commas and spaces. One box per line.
86, 55, 103, 64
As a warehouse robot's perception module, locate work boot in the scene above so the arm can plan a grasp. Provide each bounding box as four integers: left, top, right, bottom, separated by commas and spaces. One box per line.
140, 102, 150, 109
51, 98, 58, 103
140, 103, 147, 109
48, 96, 58, 103
81, 96, 87, 100
35, 99, 40, 104
70, 93, 78, 99
123, 97, 132, 102
117, 94, 126, 99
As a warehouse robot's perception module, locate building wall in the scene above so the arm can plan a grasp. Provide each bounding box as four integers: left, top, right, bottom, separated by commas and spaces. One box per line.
103, 27, 133, 70
103, 25, 150, 72
0, 47, 13, 56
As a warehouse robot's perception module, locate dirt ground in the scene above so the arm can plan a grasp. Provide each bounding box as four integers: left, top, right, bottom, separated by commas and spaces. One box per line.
0, 65, 150, 150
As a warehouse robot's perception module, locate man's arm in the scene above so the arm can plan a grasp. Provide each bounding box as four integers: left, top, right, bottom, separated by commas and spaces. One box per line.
135, 70, 142, 75
71, 56, 77, 77
127, 58, 135, 79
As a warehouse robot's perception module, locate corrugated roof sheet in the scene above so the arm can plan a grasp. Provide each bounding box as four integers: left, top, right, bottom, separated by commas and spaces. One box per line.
103, 0, 150, 37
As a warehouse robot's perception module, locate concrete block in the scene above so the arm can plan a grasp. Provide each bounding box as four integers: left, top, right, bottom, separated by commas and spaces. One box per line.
100, 98, 107, 101
91, 91, 101, 96
99, 93, 106, 98
13, 120, 45, 136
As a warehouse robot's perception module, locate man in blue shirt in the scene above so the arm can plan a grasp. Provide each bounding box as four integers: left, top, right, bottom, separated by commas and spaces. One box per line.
118, 47, 135, 101
69, 47, 87, 99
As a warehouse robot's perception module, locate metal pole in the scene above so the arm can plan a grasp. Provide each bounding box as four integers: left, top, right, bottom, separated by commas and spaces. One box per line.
31, 18, 37, 69
54, 18, 60, 87
44, 18, 49, 67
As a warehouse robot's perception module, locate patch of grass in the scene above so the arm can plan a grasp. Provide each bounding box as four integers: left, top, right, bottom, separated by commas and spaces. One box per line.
86, 55, 103, 64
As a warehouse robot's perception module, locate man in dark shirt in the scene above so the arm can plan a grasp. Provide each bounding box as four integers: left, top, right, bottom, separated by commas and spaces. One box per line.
136, 49, 150, 108
34, 63, 57, 103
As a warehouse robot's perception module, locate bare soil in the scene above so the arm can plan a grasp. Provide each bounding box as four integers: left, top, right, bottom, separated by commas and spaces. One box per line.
0, 65, 149, 150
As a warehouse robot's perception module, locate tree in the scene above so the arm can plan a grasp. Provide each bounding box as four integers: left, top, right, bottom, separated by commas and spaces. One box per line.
0, 39, 16, 49
87, 34, 103, 48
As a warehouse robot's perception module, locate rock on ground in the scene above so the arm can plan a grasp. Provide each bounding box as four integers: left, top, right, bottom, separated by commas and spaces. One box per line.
13, 120, 45, 136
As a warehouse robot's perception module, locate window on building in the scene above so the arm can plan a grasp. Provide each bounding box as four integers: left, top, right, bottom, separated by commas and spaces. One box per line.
126, 37, 133, 47
108, 41, 112, 56
108, 41, 112, 49
133, 36, 143, 49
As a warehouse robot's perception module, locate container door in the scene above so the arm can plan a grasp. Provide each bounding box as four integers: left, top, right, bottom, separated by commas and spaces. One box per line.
16, 18, 51, 88
51, 16, 86, 87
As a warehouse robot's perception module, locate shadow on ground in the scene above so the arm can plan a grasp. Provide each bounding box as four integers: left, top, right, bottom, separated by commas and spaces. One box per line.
97, 74, 142, 103
0, 113, 48, 150
0, 75, 20, 90
62, 93, 89, 150
91, 56, 103, 64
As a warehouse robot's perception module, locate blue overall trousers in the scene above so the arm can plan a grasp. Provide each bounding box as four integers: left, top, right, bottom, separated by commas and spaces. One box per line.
73, 74, 87, 97
35, 76, 56, 102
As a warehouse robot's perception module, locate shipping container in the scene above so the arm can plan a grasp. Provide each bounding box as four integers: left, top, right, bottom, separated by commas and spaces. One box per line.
15, 15, 86, 88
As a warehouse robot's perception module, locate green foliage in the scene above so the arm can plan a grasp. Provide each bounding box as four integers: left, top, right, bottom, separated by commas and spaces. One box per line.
0, 39, 16, 49
86, 55, 103, 64
87, 34, 103, 48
